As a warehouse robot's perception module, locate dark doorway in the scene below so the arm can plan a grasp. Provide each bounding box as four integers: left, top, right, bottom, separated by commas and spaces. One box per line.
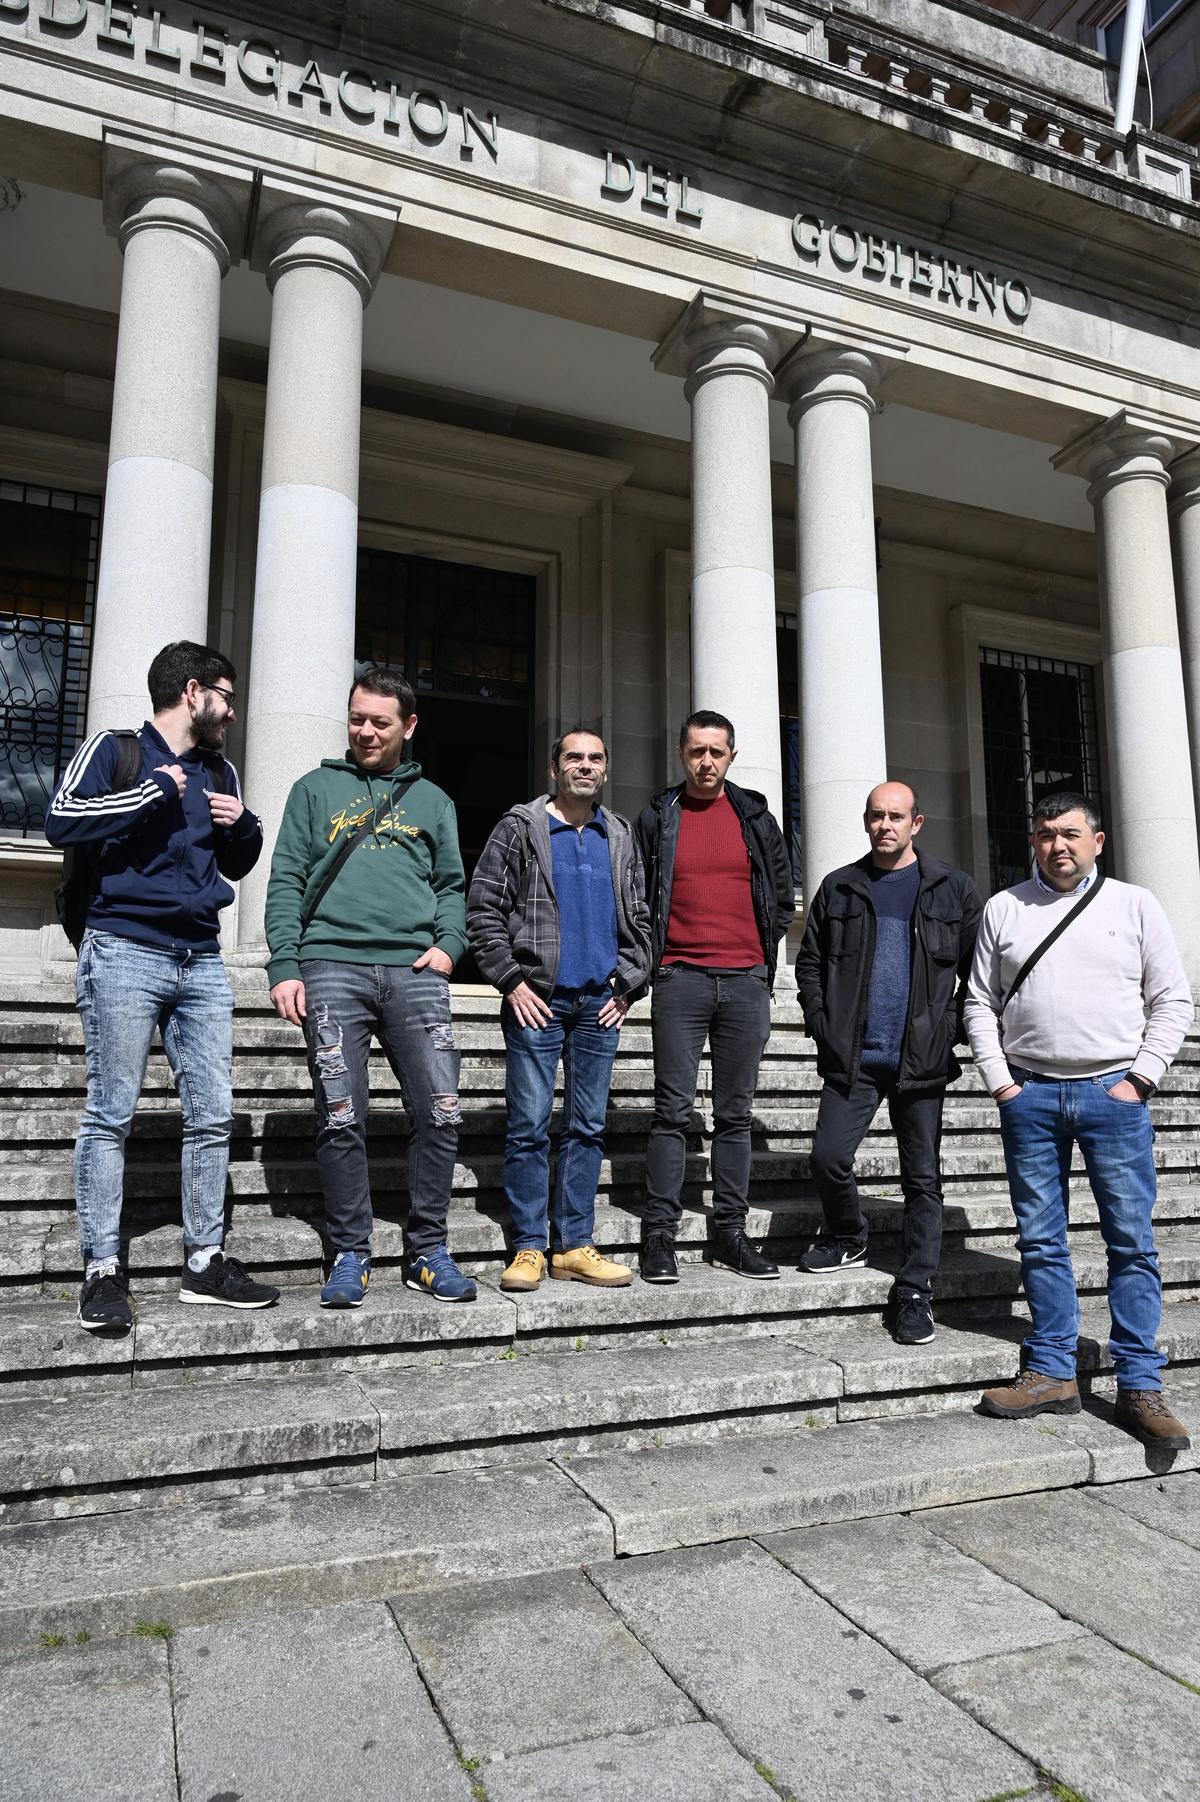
979, 645, 1101, 894
355, 547, 536, 979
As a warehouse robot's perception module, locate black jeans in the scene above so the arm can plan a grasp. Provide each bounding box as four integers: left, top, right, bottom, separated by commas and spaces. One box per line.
644, 965, 772, 1238
810, 1066, 945, 1299
301, 961, 462, 1258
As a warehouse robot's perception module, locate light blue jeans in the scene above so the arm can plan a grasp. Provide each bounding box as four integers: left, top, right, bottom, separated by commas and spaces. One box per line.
998, 1068, 1164, 1391
74, 929, 234, 1261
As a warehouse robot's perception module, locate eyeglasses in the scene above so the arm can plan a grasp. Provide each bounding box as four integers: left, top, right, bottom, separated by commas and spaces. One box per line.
196, 681, 236, 708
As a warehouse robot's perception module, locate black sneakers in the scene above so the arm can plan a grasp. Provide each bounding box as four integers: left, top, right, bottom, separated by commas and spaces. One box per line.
892, 1293, 936, 1345
78, 1260, 132, 1334
179, 1252, 279, 1309
711, 1231, 779, 1280
640, 1232, 680, 1284
801, 1236, 868, 1273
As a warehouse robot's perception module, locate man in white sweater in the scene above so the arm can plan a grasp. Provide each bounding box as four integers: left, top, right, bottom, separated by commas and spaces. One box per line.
964, 791, 1193, 1449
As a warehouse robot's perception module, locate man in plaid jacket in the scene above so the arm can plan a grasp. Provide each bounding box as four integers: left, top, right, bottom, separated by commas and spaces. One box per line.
467, 729, 651, 1291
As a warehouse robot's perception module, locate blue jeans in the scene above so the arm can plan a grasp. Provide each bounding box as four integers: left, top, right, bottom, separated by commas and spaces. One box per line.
74, 929, 234, 1262
502, 986, 619, 1252
999, 1068, 1164, 1391
301, 962, 461, 1259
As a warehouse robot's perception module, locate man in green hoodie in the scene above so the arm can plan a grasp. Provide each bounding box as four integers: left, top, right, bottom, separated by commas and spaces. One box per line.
265, 668, 475, 1306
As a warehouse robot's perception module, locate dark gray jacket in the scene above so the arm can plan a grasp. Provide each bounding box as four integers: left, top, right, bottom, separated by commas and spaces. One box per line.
466, 795, 652, 1001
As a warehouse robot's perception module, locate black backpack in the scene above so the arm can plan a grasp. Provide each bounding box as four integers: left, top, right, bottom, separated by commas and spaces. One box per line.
53, 734, 229, 952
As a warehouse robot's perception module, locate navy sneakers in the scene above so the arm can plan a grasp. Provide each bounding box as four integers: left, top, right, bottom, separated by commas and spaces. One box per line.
406, 1245, 477, 1303
320, 1251, 372, 1308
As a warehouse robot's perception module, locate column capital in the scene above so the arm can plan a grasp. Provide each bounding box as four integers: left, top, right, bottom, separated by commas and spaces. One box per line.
1168, 446, 1200, 517
251, 178, 399, 302
102, 129, 254, 274
776, 341, 886, 425
1053, 410, 1184, 502
653, 292, 803, 391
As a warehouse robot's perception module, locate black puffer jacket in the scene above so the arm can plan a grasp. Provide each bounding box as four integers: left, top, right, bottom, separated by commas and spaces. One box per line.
634, 781, 796, 991
795, 850, 982, 1090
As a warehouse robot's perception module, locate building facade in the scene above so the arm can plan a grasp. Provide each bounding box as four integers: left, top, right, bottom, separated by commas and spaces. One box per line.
2, 0, 1200, 986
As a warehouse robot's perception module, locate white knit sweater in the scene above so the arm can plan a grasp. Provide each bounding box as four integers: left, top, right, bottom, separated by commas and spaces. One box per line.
964, 875, 1193, 1095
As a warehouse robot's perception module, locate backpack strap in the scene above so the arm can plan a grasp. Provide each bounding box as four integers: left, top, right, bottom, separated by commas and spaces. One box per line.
1002, 869, 1106, 1012
111, 729, 144, 791
199, 751, 228, 795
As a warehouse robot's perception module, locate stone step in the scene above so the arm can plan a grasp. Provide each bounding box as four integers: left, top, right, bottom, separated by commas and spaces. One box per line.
0, 1460, 613, 1652
0, 1406, 1123, 1651
0, 1337, 845, 1523
6, 1240, 1200, 1397
2, 1177, 1196, 1290
5, 1137, 1200, 1209
560, 1410, 1094, 1556
0, 1100, 1085, 1146
0, 1371, 380, 1523
788, 1301, 1200, 1421
3, 993, 1196, 1063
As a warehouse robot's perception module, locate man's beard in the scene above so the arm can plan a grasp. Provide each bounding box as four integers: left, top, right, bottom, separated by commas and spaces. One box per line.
194, 697, 226, 752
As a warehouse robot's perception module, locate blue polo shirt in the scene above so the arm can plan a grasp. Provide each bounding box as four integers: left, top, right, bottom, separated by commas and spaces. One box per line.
549, 813, 618, 993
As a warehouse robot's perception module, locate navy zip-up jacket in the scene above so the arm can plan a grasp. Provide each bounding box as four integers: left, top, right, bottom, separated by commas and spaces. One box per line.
45, 722, 263, 952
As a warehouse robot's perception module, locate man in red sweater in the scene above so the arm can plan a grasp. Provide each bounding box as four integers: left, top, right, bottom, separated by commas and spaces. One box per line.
634, 712, 796, 1281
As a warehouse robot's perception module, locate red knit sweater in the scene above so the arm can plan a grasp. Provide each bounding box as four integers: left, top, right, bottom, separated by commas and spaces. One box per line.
662, 791, 763, 967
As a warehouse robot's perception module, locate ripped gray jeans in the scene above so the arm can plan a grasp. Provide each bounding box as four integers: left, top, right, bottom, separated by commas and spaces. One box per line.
300, 960, 461, 1258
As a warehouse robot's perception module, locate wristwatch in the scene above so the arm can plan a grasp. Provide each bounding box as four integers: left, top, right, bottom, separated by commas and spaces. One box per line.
1127, 1073, 1157, 1100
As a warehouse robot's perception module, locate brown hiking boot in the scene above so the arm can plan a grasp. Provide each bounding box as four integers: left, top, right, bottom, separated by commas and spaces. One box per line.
499, 1249, 546, 1293
979, 1370, 1081, 1419
1114, 1389, 1192, 1451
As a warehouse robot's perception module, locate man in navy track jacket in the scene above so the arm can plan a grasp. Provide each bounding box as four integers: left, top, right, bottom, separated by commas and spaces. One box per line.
46, 640, 279, 1333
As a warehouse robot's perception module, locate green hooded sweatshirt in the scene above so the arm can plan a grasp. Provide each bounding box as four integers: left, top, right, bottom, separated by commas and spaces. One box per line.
264, 755, 468, 986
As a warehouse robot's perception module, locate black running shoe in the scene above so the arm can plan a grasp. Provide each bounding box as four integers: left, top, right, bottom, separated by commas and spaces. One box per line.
640, 1232, 679, 1284
711, 1232, 779, 1280
78, 1260, 132, 1335
893, 1294, 936, 1345
801, 1237, 868, 1273
179, 1252, 279, 1309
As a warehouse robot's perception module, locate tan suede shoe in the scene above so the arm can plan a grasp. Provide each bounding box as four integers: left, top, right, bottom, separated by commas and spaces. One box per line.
1114, 1389, 1192, 1450
550, 1246, 632, 1287
979, 1370, 1081, 1418
499, 1249, 547, 1292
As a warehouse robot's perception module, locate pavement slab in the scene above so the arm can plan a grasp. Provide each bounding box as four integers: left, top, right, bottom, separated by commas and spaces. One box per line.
173, 1601, 472, 1802
761, 1512, 1085, 1673
0, 1372, 378, 1506
934, 1634, 1200, 1802
481, 1722, 779, 1802
559, 1409, 1090, 1553
0, 1636, 176, 1802
1090, 1470, 1200, 1547
589, 1539, 1033, 1802
0, 1462, 611, 1650
926, 1487, 1200, 1686
393, 1568, 697, 1760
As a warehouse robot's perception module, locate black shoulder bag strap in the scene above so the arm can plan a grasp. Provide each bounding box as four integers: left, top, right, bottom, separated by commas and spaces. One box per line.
300, 820, 374, 933
1002, 869, 1106, 1012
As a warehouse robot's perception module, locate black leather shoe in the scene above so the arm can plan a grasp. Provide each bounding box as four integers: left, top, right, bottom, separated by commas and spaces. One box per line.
711, 1232, 779, 1280
640, 1232, 679, 1284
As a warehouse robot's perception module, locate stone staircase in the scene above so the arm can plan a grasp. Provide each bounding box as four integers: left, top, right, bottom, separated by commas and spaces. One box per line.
2, 973, 1199, 1650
